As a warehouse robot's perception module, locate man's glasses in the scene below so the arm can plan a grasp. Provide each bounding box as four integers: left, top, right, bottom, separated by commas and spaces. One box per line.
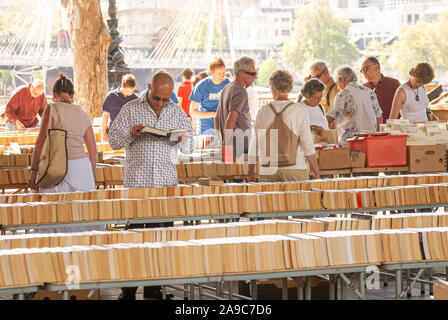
243, 70, 257, 77
151, 95, 170, 103
360, 63, 378, 74
308, 68, 326, 80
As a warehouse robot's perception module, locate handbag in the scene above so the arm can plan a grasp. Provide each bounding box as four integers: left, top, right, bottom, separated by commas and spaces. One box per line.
34, 102, 68, 188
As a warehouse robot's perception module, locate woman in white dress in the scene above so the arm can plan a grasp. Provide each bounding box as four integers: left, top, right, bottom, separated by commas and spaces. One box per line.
298, 79, 329, 134
389, 62, 436, 123
29, 73, 101, 233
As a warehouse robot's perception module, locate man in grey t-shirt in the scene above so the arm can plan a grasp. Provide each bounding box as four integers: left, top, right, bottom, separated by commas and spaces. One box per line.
215, 56, 257, 155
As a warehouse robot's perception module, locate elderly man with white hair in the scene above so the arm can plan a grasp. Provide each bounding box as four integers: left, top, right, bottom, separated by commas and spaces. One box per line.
5, 79, 48, 131
326, 66, 383, 146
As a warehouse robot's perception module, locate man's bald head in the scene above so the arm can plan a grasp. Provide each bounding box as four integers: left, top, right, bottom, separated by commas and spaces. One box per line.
152, 71, 174, 89
30, 79, 45, 98
147, 71, 174, 112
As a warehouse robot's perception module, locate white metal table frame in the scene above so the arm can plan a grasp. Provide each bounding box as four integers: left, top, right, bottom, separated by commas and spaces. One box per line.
42, 265, 374, 301
382, 261, 448, 299
0, 285, 40, 300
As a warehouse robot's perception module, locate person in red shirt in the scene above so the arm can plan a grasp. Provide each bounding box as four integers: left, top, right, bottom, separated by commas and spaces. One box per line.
361, 57, 400, 123
5, 79, 48, 131
177, 68, 194, 118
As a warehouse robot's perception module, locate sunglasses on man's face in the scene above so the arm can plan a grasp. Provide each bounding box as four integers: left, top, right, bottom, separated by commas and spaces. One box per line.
360, 63, 378, 74
151, 95, 170, 103
309, 69, 326, 80
243, 70, 257, 77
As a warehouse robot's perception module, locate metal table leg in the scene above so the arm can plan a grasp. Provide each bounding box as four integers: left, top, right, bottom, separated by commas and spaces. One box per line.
216, 281, 222, 298
446, 267, 448, 281
407, 269, 411, 297
400, 268, 425, 299
336, 276, 342, 300
198, 284, 203, 300
282, 278, 288, 300
395, 270, 402, 300
184, 284, 189, 300
329, 275, 336, 300
429, 268, 433, 296
14, 294, 25, 300
384, 274, 388, 287
190, 284, 195, 300
250, 280, 257, 300
228, 281, 234, 300
359, 273, 366, 299
305, 276, 311, 300
421, 269, 425, 295
162, 286, 167, 300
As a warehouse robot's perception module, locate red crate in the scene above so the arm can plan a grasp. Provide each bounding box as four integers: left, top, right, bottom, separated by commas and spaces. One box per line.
348, 135, 407, 167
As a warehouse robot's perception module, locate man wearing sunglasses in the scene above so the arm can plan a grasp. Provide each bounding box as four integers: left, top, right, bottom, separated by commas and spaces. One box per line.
301, 61, 338, 113
215, 56, 256, 156
361, 56, 400, 123
109, 70, 193, 300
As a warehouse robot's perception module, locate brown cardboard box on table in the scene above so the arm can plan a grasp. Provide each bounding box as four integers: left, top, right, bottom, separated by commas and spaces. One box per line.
350, 151, 366, 168
313, 129, 338, 144
434, 279, 448, 300
407, 144, 446, 173
317, 147, 351, 170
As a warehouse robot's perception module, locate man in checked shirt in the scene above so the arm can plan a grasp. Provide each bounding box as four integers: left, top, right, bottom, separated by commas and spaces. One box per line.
109, 71, 193, 300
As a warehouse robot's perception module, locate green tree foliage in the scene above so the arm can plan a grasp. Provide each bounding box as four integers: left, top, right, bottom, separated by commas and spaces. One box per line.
282, 0, 359, 74
0, 70, 12, 87
388, 12, 448, 79
257, 58, 278, 87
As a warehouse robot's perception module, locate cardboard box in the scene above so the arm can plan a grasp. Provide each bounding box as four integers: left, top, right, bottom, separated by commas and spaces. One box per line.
317, 147, 351, 170
434, 279, 448, 300
313, 129, 338, 144
407, 144, 446, 173
350, 151, 366, 168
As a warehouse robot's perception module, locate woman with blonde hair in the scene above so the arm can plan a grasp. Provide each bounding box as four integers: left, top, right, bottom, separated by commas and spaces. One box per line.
389, 62, 436, 123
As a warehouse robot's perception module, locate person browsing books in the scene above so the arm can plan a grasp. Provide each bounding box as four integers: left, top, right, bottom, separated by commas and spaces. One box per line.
189, 57, 230, 135
108, 70, 193, 300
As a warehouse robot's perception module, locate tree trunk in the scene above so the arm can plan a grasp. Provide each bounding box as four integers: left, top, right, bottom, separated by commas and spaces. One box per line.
61, 0, 111, 119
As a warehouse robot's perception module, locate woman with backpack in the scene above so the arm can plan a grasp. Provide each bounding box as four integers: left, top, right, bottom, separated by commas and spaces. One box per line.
247, 69, 320, 182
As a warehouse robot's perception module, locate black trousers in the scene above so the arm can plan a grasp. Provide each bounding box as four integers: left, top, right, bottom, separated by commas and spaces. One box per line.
121, 222, 173, 297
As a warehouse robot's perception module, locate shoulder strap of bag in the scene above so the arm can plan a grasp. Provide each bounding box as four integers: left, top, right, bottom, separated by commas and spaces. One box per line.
51, 102, 64, 130
319, 104, 325, 116
268, 101, 295, 117
326, 83, 336, 107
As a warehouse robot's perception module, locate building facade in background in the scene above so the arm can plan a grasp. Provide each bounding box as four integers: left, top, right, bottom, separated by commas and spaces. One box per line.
330, 0, 448, 49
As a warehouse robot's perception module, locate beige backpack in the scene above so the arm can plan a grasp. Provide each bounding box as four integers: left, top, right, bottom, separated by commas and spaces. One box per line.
34, 103, 68, 188
262, 102, 300, 167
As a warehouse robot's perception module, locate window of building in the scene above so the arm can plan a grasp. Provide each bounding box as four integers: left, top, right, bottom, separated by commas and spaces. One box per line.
350, 18, 365, 23
407, 14, 412, 24
414, 14, 419, 23
281, 17, 290, 22
281, 30, 290, 36
275, 30, 278, 36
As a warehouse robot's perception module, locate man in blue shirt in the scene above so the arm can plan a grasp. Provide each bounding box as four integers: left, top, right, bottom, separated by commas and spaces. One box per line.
101, 74, 138, 142
189, 57, 230, 135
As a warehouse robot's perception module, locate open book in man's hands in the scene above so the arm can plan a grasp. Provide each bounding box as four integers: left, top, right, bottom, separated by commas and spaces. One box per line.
140, 126, 187, 141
